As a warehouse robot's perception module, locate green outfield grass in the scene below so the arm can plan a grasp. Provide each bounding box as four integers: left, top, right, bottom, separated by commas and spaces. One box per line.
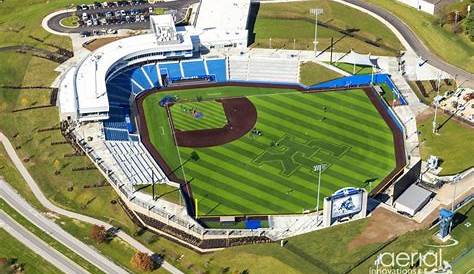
170, 101, 227, 131
143, 87, 396, 216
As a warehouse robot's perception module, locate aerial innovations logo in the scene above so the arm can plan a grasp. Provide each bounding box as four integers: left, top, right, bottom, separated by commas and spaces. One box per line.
370, 248, 451, 274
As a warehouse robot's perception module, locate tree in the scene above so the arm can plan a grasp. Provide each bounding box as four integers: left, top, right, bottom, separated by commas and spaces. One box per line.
130, 252, 154, 271
90, 225, 108, 244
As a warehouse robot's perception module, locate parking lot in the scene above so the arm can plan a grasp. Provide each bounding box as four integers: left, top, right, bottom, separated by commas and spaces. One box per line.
47, 0, 199, 35
76, 1, 155, 33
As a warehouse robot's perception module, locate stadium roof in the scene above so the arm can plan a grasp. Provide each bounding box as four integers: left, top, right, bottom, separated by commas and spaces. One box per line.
59, 67, 78, 117
394, 184, 432, 213
75, 32, 192, 116
195, 0, 250, 30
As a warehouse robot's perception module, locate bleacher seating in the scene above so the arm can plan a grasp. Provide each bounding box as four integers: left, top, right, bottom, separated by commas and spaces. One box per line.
105, 141, 166, 185
130, 67, 151, 90
206, 58, 228, 82
181, 60, 207, 78
104, 128, 129, 141
104, 58, 230, 138
103, 120, 128, 130
142, 64, 160, 87
159, 62, 182, 80
229, 56, 299, 83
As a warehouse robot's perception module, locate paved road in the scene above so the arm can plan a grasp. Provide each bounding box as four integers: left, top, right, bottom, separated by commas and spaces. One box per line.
340, 0, 474, 88
0, 131, 183, 274
0, 210, 89, 274
0, 180, 128, 274
47, 0, 198, 33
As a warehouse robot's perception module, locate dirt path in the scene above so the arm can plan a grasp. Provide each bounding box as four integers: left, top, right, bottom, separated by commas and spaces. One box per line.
348, 207, 423, 250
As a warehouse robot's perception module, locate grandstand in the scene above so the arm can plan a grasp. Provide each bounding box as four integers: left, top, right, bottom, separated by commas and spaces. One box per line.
228, 56, 300, 83
105, 141, 166, 185
102, 57, 228, 141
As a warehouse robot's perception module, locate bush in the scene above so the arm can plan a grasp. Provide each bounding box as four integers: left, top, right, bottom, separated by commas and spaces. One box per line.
90, 225, 108, 244
130, 252, 155, 271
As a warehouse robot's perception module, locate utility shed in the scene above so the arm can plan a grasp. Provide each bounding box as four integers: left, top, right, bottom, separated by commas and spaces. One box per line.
394, 184, 433, 216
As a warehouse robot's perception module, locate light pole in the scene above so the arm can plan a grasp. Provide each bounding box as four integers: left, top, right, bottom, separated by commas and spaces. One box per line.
310, 8, 324, 56
451, 174, 461, 212
432, 74, 441, 134
313, 164, 327, 221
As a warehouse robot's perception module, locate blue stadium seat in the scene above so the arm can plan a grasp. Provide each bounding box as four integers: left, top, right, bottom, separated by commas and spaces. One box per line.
104, 128, 129, 141
131, 81, 144, 95
142, 64, 160, 87
206, 59, 227, 82
181, 60, 206, 78
159, 62, 182, 79
130, 67, 151, 90
103, 120, 128, 130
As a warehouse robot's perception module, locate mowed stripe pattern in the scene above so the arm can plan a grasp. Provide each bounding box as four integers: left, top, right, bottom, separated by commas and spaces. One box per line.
170, 101, 227, 131
179, 89, 396, 216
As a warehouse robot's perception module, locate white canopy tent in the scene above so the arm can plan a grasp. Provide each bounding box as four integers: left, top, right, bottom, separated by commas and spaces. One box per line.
335, 50, 379, 74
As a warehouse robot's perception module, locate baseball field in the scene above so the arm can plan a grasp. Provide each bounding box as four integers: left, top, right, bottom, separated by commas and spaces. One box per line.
141, 86, 398, 217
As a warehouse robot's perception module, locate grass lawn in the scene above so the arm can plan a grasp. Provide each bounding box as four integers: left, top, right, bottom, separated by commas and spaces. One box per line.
452, 249, 474, 274
353, 202, 473, 273
0, 199, 102, 274
363, 0, 474, 73
299, 61, 342, 86
130, 216, 393, 274
170, 101, 227, 131
333, 62, 373, 75
253, 0, 403, 56
60, 15, 80, 28
417, 111, 474, 175
144, 87, 396, 216
379, 83, 395, 103
0, 229, 63, 274
56, 217, 168, 274
408, 80, 455, 105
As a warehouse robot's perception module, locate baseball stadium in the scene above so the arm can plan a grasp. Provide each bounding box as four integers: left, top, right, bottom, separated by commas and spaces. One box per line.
57, 0, 409, 250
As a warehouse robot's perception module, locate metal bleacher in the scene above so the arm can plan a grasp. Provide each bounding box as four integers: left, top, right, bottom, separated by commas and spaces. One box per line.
104, 127, 129, 141
105, 141, 166, 185
229, 56, 299, 83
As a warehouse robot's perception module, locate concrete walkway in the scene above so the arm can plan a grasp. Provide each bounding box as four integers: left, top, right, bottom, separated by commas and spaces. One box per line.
0, 131, 183, 274
0, 210, 88, 274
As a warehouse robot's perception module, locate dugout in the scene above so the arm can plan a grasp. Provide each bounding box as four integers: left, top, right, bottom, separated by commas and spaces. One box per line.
393, 184, 433, 216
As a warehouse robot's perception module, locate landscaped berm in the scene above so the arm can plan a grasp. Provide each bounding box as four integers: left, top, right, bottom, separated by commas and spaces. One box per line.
138, 85, 402, 217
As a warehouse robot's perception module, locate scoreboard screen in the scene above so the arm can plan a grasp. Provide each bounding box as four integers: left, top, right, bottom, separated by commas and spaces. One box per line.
330, 188, 363, 219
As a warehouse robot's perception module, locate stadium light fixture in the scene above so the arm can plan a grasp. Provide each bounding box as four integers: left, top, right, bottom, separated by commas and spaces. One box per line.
310, 8, 324, 56
432, 73, 441, 134
313, 163, 327, 221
